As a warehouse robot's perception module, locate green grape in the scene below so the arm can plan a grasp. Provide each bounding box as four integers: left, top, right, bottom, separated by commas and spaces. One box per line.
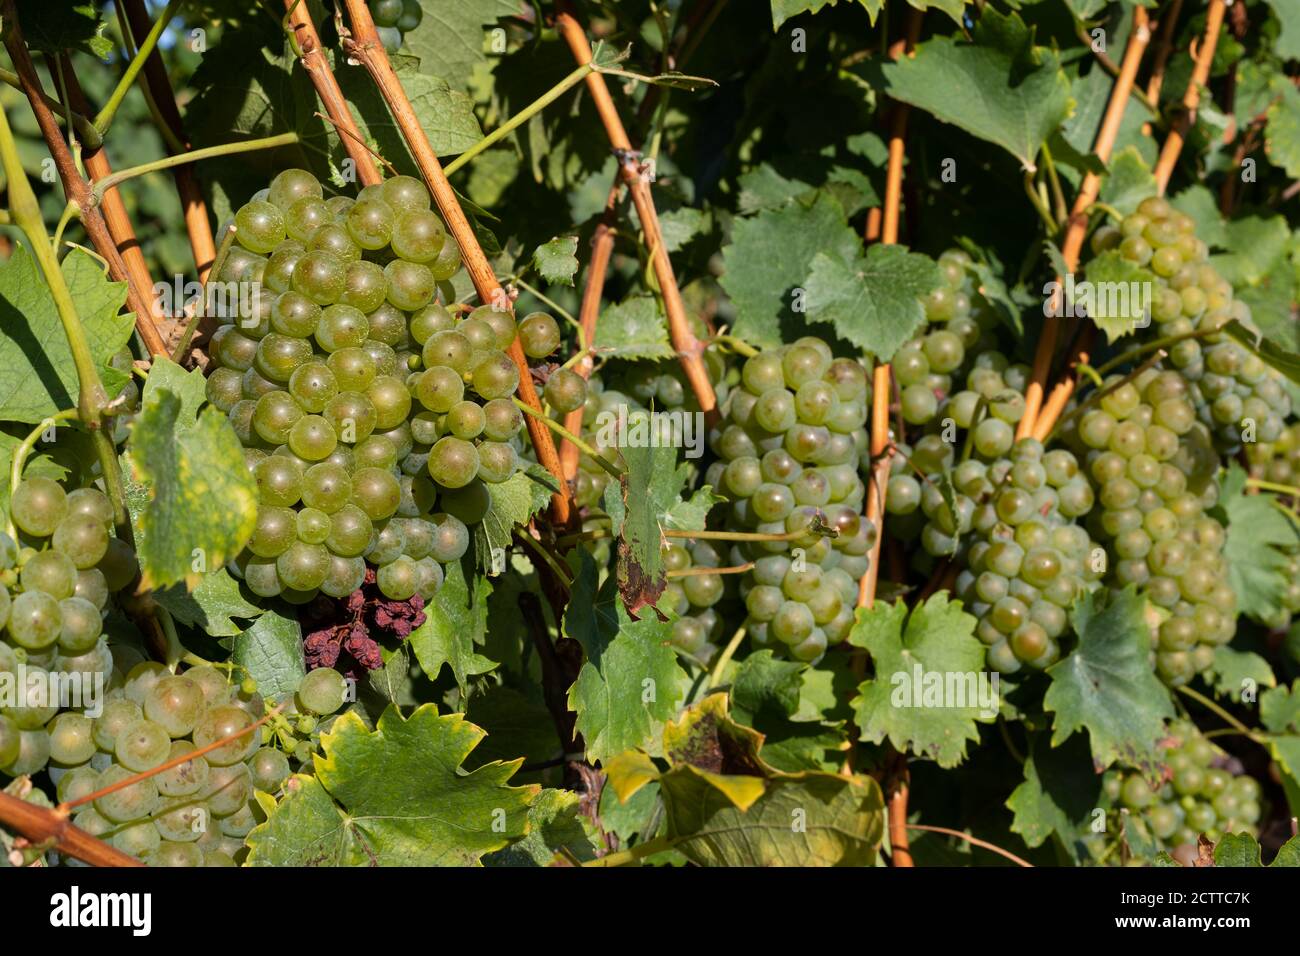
324, 391, 378, 444
46, 712, 95, 765
379, 174, 430, 213
445, 400, 485, 439
426, 513, 468, 562
243, 556, 281, 597
325, 504, 377, 556
269, 291, 321, 338
247, 505, 297, 557
410, 303, 455, 344
327, 347, 377, 392
321, 553, 367, 597
249, 747, 291, 792
291, 250, 347, 305
361, 340, 400, 376
476, 441, 518, 483
354, 435, 398, 471
351, 467, 401, 519
390, 208, 446, 262
92, 698, 143, 752
301, 462, 353, 514
376, 555, 420, 601
423, 329, 473, 372
115, 719, 172, 772
339, 259, 388, 314
428, 235, 462, 281
65, 487, 112, 524
154, 741, 210, 798
518, 311, 561, 358
543, 368, 586, 413
267, 169, 323, 212
384, 260, 435, 311
11, 477, 68, 537
277, 540, 331, 590
295, 507, 332, 546
254, 455, 303, 507
315, 304, 370, 352
288, 414, 339, 461
144, 676, 204, 738
366, 302, 409, 349
308, 223, 361, 262
255, 333, 313, 382
57, 596, 102, 653
252, 391, 304, 445
471, 350, 520, 400
234, 200, 285, 254
345, 197, 394, 250
471, 308, 517, 351
428, 437, 479, 489
96, 766, 161, 823
367, 375, 413, 430
52, 514, 110, 569
284, 196, 331, 244
22, 549, 77, 599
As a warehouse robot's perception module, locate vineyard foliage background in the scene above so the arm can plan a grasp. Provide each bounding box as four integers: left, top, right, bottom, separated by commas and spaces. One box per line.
0, 0, 1299, 868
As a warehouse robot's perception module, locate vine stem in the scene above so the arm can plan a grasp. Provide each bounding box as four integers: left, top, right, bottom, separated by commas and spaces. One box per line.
904, 824, 1034, 867
1175, 685, 1257, 739
444, 63, 594, 176
2, 9, 168, 357
709, 333, 759, 358
1153, 0, 1226, 195
92, 0, 184, 137
707, 626, 748, 690
1091, 325, 1220, 378
513, 398, 624, 479
1045, 348, 1168, 441
0, 66, 100, 146
283, 0, 383, 187
338, 0, 571, 525
667, 562, 753, 578
561, 178, 621, 483
121, 0, 219, 280
91, 133, 301, 204
1020, 5, 1151, 442
1246, 478, 1300, 498
1144, 0, 1185, 120
0, 790, 142, 867
554, 8, 718, 428
170, 224, 236, 364
556, 526, 824, 548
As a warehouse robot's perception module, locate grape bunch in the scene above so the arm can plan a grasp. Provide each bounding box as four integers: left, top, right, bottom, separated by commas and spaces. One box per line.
56, 662, 350, 867
894, 248, 1003, 428
1091, 195, 1291, 453
1101, 721, 1261, 864
209, 169, 553, 608
0, 478, 137, 779
704, 340, 874, 663
368, 0, 423, 52
1247, 421, 1300, 488
659, 540, 727, 661
1068, 368, 1236, 684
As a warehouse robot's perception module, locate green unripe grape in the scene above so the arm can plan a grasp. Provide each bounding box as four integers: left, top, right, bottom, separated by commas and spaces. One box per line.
351, 467, 402, 520
380, 175, 431, 213
327, 347, 377, 392
428, 437, 479, 489
390, 208, 446, 262
267, 168, 323, 212
544, 368, 586, 413
324, 391, 378, 444
291, 250, 347, 305
345, 197, 394, 250
384, 260, 435, 311
11, 477, 68, 537
277, 540, 331, 591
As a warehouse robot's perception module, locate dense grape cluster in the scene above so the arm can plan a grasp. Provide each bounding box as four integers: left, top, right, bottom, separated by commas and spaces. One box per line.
894, 249, 1003, 428
58, 662, 348, 867
1068, 369, 1236, 684
1101, 721, 1261, 863
210, 169, 550, 609
0, 479, 137, 779
1247, 422, 1300, 488
704, 341, 873, 663
368, 0, 423, 52
1091, 196, 1291, 453
659, 540, 727, 661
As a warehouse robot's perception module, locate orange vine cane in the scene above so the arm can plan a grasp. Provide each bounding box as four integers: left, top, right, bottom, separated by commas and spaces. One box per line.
1019, 6, 1151, 440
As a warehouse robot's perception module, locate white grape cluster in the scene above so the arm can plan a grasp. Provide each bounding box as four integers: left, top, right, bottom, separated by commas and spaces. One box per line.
207, 169, 565, 604
705, 341, 874, 663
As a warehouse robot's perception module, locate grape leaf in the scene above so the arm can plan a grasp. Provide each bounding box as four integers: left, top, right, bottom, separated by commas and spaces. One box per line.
1211, 215, 1293, 287
471, 464, 556, 567
532, 236, 579, 286
1170, 185, 1230, 249
140, 356, 207, 430
718, 190, 860, 348
126, 389, 259, 591
16, 2, 113, 59
612, 442, 690, 614
403, 0, 518, 91
663, 486, 723, 532
1216, 465, 1300, 626
1261, 680, 1300, 734
804, 244, 944, 362
1265, 0, 1300, 61
658, 207, 709, 252
231, 608, 304, 702
408, 558, 497, 693
1077, 249, 1156, 343
155, 567, 262, 638
1211, 646, 1277, 703
1006, 731, 1100, 861
251, 705, 537, 866
0, 245, 133, 424
848, 593, 992, 768
1222, 319, 1300, 387
1044, 587, 1174, 774
881, 9, 1073, 169
1098, 146, 1157, 216
731, 650, 806, 722
484, 788, 598, 866
1213, 831, 1300, 867
592, 295, 673, 360
564, 552, 686, 763
464, 685, 560, 769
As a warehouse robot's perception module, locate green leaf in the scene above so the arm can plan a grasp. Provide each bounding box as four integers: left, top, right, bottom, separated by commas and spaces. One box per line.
140, 356, 207, 428
613, 442, 690, 614
464, 685, 561, 769
17, 2, 113, 59
403, 0, 518, 91
771, 0, 886, 29
1265, 0, 1300, 61
531, 236, 579, 286
1170, 186, 1230, 249
1077, 249, 1156, 343
154, 568, 262, 638
1260, 680, 1300, 734
592, 295, 673, 361
471, 465, 555, 567
564, 552, 686, 763
731, 651, 806, 721
1098, 146, 1157, 216
250, 705, 537, 865
409, 558, 497, 693
804, 244, 944, 361
0, 245, 133, 424
1217, 464, 1300, 625
126, 390, 259, 591
663, 486, 723, 532
848, 593, 992, 768
881, 9, 1073, 168
1212, 216, 1292, 288
658, 207, 709, 252
1044, 588, 1174, 774
484, 788, 598, 866
232, 609, 304, 702
1222, 318, 1300, 387
1006, 732, 1101, 860
1211, 646, 1277, 703
1213, 832, 1266, 867
1266, 84, 1300, 178
719, 191, 860, 348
